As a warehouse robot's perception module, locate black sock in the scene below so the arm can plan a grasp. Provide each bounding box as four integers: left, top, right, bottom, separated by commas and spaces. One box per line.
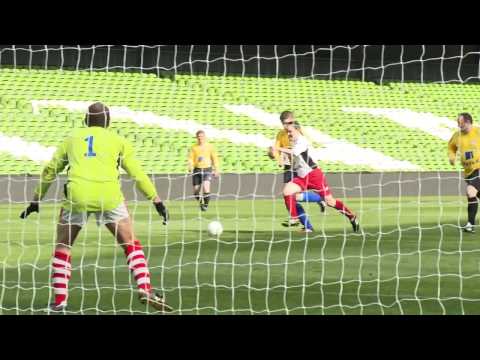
194, 193, 200, 202
467, 197, 478, 225
203, 193, 210, 207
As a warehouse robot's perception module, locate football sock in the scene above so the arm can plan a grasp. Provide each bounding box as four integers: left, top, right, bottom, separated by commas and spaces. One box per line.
284, 194, 299, 218
51, 251, 72, 305
332, 199, 355, 221
203, 193, 210, 207
467, 197, 478, 225
296, 203, 313, 230
124, 240, 152, 294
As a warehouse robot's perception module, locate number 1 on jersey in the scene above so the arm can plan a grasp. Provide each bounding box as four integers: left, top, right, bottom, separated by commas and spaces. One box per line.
85, 136, 97, 157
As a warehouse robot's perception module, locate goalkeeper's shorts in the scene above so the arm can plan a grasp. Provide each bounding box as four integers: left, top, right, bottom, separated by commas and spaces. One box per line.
58, 202, 129, 227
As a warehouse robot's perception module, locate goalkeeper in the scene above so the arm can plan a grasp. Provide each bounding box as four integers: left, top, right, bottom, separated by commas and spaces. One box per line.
20, 102, 172, 312
448, 113, 480, 233
268, 111, 325, 227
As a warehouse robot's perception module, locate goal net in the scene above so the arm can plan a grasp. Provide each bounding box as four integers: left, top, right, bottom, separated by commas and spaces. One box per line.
0, 45, 479, 314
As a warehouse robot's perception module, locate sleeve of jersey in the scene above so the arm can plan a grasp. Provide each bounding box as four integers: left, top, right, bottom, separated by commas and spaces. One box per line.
120, 140, 158, 201
292, 137, 308, 156
188, 147, 195, 168
447, 134, 458, 162
34, 140, 69, 200
211, 145, 220, 170
273, 133, 282, 161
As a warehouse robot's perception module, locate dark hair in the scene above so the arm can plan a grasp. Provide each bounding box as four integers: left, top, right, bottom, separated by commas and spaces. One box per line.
459, 113, 473, 124
85, 102, 110, 128
196, 130, 205, 137
280, 111, 294, 123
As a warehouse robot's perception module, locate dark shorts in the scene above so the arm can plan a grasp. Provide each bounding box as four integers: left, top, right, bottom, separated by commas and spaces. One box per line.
193, 167, 213, 186
465, 169, 480, 192
283, 165, 297, 184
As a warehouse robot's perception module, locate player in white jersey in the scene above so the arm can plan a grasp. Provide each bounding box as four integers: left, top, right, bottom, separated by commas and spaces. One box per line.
273, 122, 360, 232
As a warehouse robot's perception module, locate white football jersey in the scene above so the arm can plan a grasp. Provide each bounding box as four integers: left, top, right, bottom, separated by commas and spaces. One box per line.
291, 135, 317, 178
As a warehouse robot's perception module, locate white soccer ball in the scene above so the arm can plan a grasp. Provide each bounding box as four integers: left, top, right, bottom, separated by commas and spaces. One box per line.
208, 221, 223, 237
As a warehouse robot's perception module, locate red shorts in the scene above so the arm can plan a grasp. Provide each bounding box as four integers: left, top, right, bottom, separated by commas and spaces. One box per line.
292, 168, 332, 197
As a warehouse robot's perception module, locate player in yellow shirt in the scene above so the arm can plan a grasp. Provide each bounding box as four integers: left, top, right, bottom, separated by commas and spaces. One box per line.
20, 102, 172, 312
448, 113, 480, 233
268, 111, 325, 228
188, 130, 220, 211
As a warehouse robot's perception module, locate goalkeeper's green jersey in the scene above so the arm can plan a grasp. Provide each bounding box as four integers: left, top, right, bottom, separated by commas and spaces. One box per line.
34, 126, 158, 212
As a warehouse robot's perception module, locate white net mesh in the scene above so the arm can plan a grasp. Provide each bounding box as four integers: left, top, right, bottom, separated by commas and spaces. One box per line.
0, 45, 479, 314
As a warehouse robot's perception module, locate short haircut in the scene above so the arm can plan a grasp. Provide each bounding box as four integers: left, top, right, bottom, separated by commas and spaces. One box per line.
280, 111, 294, 122
459, 113, 473, 123
85, 102, 110, 128
196, 130, 205, 137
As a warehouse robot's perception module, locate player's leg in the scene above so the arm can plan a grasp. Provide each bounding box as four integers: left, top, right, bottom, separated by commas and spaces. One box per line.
465, 184, 479, 232
309, 169, 359, 232
324, 194, 359, 232
104, 208, 172, 312
105, 216, 152, 294
201, 176, 212, 211
281, 167, 300, 227
296, 191, 326, 213
193, 185, 201, 202
192, 170, 202, 205
282, 181, 313, 231
49, 209, 83, 311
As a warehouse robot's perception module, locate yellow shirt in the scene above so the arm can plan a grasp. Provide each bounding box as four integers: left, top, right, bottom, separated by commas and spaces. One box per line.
274, 129, 291, 165
188, 143, 220, 170
448, 127, 480, 176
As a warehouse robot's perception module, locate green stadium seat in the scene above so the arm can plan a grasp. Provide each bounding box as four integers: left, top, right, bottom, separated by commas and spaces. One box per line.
0, 68, 474, 174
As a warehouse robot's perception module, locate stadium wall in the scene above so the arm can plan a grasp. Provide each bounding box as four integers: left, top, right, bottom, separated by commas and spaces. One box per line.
0, 172, 467, 203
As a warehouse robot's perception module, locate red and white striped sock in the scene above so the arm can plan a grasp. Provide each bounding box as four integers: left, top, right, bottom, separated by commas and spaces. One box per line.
124, 240, 152, 294
51, 251, 72, 305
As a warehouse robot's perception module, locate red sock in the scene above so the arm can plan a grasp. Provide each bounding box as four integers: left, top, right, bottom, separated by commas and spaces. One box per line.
51, 251, 72, 305
284, 194, 298, 218
124, 240, 152, 294
333, 199, 355, 220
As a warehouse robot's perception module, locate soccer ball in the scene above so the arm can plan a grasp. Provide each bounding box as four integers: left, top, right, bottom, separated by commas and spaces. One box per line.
208, 221, 223, 237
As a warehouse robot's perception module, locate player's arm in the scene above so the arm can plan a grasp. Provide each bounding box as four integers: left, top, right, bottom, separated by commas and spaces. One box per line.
211, 145, 220, 177
275, 147, 293, 155
120, 140, 169, 224
448, 133, 458, 166
268, 134, 283, 165
187, 147, 195, 173
20, 140, 69, 218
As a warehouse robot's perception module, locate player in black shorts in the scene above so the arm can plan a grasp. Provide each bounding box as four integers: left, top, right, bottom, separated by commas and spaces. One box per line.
188, 131, 220, 211
448, 113, 480, 233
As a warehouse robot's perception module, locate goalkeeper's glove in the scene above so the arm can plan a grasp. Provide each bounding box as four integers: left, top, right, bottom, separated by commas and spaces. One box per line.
154, 201, 169, 225
20, 202, 39, 219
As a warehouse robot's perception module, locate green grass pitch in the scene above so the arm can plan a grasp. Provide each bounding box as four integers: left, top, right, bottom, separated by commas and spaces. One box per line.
1, 196, 480, 315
